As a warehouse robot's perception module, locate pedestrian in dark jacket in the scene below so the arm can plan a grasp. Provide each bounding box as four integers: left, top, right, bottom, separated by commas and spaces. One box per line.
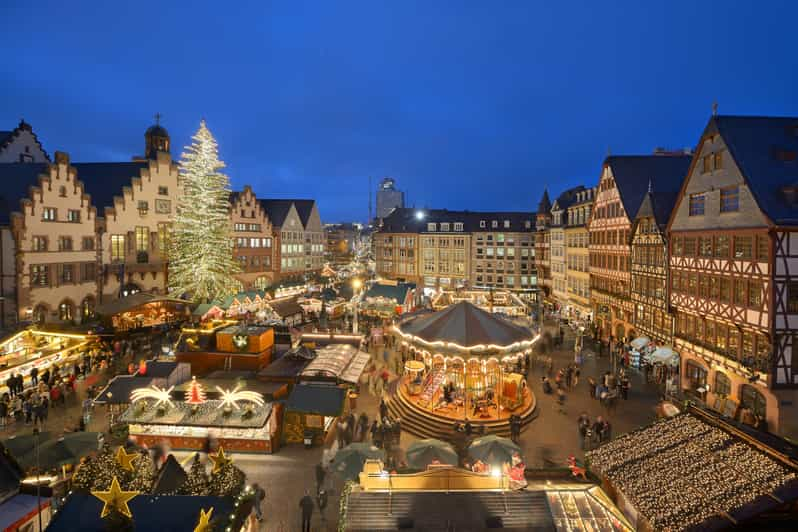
299, 490, 314, 532
30, 367, 38, 386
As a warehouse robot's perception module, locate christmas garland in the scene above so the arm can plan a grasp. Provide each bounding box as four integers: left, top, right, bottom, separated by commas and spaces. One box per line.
337, 480, 356, 532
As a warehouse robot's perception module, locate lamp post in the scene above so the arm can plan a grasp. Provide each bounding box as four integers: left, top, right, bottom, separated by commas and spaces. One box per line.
352, 278, 363, 334
33, 427, 42, 531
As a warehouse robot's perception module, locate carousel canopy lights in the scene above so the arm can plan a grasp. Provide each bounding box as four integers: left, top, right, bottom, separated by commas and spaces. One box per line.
130, 384, 175, 408
215, 383, 265, 410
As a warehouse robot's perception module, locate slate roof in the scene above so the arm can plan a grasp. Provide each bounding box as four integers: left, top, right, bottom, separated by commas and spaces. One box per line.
0, 160, 150, 224
708, 115, 798, 226
257, 346, 316, 380
285, 383, 346, 416
292, 199, 317, 227
380, 208, 535, 234
605, 154, 692, 222
0, 120, 49, 161
634, 190, 679, 229
551, 186, 585, 213
0, 163, 48, 225
259, 199, 293, 227
47, 493, 232, 532
537, 189, 552, 213
397, 301, 534, 348
269, 298, 304, 318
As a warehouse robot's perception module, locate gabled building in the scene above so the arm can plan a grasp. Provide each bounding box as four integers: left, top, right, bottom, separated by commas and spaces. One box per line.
0, 120, 49, 163
630, 183, 680, 345
564, 186, 596, 322
668, 114, 798, 437
260, 199, 324, 282
589, 153, 691, 343
550, 186, 585, 313
230, 186, 275, 290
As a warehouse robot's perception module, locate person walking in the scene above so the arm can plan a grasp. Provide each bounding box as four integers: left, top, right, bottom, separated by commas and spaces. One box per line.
252, 483, 265, 522
30, 367, 38, 386
299, 490, 314, 532
315, 462, 326, 492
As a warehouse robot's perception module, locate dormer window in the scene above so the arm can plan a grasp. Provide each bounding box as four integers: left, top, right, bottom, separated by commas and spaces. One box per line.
427, 222, 436, 232
491, 221, 498, 228
440, 222, 450, 232
524, 221, 531, 229
504, 220, 510, 228
454, 222, 464, 232
480, 220, 486, 228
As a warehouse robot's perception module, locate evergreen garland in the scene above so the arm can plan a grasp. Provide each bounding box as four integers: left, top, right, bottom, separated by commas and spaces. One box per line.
182, 453, 211, 496
167, 120, 241, 302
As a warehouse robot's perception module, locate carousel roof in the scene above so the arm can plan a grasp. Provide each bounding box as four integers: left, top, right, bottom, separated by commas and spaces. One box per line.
397, 301, 534, 349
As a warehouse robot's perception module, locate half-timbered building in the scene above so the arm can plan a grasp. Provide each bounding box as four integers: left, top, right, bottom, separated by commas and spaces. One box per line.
630, 185, 680, 345
589, 154, 691, 343
668, 114, 798, 438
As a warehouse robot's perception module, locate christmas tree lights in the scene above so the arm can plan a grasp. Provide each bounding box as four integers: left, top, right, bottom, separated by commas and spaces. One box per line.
168, 120, 241, 302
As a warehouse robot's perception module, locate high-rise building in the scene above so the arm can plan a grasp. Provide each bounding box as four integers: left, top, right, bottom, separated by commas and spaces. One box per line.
376, 177, 404, 220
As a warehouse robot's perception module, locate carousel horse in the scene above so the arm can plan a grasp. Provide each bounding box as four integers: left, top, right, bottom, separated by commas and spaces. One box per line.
567, 455, 587, 481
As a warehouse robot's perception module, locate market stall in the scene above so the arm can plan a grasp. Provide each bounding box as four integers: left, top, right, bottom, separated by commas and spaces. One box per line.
0, 329, 95, 394
95, 293, 189, 332
121, 379, 277, 453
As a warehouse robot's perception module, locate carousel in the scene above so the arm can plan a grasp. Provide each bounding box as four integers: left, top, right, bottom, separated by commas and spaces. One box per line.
391, 301, 539, 435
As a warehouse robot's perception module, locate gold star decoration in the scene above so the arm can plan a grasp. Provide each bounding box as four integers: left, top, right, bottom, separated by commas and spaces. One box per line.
115, 447, 138, 472
91, 476, 139, 519
193, 507, 214, 532
208, 446, 232, 474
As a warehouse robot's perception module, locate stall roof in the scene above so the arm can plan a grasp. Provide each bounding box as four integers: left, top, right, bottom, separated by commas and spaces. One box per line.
269, 298, 304, 318
300, 344, 370, 384
0, 494, 46, 530
397, 301, 534, 348
119, 400, 272, 429
586, 411, 798, 531
285, 384, 346, 417
152, 455, 188, 495
257, 346, 316, 380
140, 360, 181, 379
93, 375, 153, 404
363, 281, 415, 305
46, 493, 232, 532
95, 293, 187, 317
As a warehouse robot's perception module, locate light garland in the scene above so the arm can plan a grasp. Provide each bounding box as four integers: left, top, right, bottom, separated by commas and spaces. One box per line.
393, 325, 540, 354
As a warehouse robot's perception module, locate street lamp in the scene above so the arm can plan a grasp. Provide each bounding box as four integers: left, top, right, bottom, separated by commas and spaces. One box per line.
33, 427, 42, 531
351, 278, 363, 334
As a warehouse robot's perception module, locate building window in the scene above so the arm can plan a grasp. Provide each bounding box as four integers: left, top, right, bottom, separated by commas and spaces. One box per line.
713, 150, 724, 171
32, 236, 48, 251
58, 236, 73, 251
427, 223, 436, 232
59, 301, 74, 321
734, 236, 752, 259
135, 226, 149, 252
689, 194, 705, 216
440, 223, 450, 232
158, 186, 169, 195
67, 209, 81, 223
788, 282, 798, 313
720, 186, 739, 213
82, 236, 95, 251
747, 280, 763, 308
756, 235, 769, 262
714, 372, 731, 396
702, 156, 712, 174
504, 220, 510, 228
740, 384, 766, 419
31, 265, 50, 287
81, 296, 95, 319
111, 235, 125, 262
454, 222, 463, 232
492, 221, 498, 228
715, 236, 729, 258
59, 264, 74, 284
42, 207, 57, 221
58, 186, 67, 197
158, 223, 170, 255
81, 263, 96, 282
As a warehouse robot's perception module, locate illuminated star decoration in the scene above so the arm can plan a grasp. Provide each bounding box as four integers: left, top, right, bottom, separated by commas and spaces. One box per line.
130, 384, 175, 408
208, 446, 232, 474
215, 383, 265, 410
91, 476, 139, 519
193, 507, 214, 532
115, 446, 138, 472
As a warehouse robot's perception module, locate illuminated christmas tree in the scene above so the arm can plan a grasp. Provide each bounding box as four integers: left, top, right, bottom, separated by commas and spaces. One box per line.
182, 453, 210, 496
209, 462, 245, 498
127, 450, 156, 492
73, 444, 128, 492
168, 120, 240, 302
185, 376, 207, 405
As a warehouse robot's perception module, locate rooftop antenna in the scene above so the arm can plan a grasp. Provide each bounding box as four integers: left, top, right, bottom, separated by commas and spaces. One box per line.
712, 101, 718, 116
154, 112, 162, 125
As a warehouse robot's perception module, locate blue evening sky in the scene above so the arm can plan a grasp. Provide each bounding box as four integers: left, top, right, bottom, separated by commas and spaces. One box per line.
2, 1, 796, 222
